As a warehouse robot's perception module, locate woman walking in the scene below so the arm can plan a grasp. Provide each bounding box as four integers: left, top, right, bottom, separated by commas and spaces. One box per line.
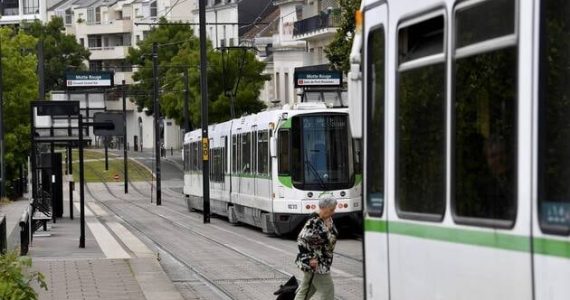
294, 198, 338, 300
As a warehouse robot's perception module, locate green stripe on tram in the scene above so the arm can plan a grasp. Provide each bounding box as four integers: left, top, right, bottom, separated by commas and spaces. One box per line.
278, 176, 293, 188
281, 118, 292, 129
365, 219, 570, 259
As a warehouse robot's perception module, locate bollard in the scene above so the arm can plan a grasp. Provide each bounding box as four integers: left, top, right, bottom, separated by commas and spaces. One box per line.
19, 209, 30, 256
171, 147, 173, 156
0, 216, 6, 254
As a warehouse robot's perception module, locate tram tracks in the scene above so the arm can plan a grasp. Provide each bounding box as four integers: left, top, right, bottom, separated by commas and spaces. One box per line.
82, 159, 359, 299
83, 164, 294, 299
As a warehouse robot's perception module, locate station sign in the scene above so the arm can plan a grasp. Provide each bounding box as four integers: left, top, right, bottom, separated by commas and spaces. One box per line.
65, 71, 114, 88
294, 70, 342, 87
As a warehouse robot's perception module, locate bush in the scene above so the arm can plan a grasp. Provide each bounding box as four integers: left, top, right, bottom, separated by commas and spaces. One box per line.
0, 251, 47, 300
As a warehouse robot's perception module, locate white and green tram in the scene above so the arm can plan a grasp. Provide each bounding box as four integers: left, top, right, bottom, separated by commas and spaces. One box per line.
350, 0, 570, 298
183, 103, 362, 235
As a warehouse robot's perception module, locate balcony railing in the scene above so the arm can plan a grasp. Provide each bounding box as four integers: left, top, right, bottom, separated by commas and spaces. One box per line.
293, 11, 340, 37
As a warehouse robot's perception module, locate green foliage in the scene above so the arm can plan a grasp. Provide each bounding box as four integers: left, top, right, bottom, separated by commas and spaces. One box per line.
0, 251, 47, 300
22, 16, 90, 92
324, 0, 361, 73
0, 27, 38, 196
127, 18, 268, 127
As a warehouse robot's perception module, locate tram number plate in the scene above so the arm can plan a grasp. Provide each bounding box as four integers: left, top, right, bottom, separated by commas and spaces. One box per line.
202, 138, 209, 160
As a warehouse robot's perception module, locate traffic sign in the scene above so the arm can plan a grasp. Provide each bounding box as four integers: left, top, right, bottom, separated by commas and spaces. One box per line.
93, 112, 124, 136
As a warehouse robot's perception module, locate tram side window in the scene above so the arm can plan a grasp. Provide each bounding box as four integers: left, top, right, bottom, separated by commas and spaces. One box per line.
396, 16, 445, 219
366, 27, 385, 217
252, 131, 257, 175
278, 130, 290, 175
453, 0, 517, 225
232, 135, 237, 173
184, 144, 190, 171
242, 133, 251, 173
258, 131, 269, 176
538, 0, 570, 235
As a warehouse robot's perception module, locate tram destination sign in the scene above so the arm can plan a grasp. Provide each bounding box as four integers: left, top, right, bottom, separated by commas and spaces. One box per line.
65, 71, 114, 88
294, 70, 342, 87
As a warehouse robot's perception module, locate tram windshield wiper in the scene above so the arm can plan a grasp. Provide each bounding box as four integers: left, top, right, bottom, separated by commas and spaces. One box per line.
304, 153, 327, 190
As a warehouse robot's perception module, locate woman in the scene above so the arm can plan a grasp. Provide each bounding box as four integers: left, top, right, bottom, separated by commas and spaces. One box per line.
294, 198, 338, 300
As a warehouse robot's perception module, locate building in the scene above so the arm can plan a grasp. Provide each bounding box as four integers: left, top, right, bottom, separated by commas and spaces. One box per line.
251, 0, 343, 107
0, 0, 50, 24
47, 0, 184, 151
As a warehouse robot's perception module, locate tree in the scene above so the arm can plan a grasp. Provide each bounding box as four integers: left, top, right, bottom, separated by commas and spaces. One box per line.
0, 27, 38, 197
22, 17, 90, 92
127, 19, 269, 127
324, 0, 361, 74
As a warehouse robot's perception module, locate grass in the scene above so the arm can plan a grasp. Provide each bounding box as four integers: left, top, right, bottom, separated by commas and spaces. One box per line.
71, 149, 112, 160
72, 159, 152, 182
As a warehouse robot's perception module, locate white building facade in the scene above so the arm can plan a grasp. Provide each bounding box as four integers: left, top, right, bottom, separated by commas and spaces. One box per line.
48, 0, 185, 151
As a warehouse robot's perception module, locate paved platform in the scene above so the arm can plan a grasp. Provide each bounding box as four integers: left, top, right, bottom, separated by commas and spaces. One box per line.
22, 182, 186, 300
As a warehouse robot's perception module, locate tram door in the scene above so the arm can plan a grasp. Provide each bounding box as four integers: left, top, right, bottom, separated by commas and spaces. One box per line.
363, 4, 389, 300
533, 0, 570, 298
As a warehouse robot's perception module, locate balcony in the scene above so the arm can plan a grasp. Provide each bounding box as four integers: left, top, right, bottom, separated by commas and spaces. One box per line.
293, 11, 340, 41
77, 19, 133, 35
89, 46, 129, 60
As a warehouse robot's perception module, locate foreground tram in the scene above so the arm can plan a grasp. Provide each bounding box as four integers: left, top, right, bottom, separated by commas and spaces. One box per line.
183, 103, 362, 236
350, 0, 570, 299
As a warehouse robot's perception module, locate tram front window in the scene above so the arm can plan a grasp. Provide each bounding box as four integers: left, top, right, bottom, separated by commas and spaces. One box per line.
291, 114, 353, 190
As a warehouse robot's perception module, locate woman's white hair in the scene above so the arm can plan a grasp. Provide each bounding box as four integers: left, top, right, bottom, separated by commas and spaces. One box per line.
319, 198, 338, 209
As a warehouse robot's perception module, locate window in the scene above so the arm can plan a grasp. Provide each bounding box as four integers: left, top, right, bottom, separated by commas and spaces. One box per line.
23, 0, 39, 15
252, 130, 257, 175
242, 133, 251, 173
87, 7, 101, 24
80, 38, 85, 47
538, 0, 570, 235
278, 130, 290, 175
1, 0, 19, 16
276, 72, 281, 101
65, 8, 73, 25
366, 27, 385, 217
397, 15, 446, 219
453, 0, 517, 226
184, 144, 190, 171
285, 73, 290, 102
88, 35, 102, 48
150, 1, 158, 17
232, 135, 237, 172
291, 114, 353, 190
258, 131, 270, 175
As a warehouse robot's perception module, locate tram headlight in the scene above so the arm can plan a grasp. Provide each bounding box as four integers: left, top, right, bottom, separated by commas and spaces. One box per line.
307, 192, 313, 198
340, 191, 346, 197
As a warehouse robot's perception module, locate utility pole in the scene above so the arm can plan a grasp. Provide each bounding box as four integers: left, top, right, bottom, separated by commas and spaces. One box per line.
183, 68, 190, 132
38, 38, 45, 100
78, 114, 85, 248
199, 0, 210, 223
152, 42, 161, 206
0, 38, 4, 200
122, 80, 128, 194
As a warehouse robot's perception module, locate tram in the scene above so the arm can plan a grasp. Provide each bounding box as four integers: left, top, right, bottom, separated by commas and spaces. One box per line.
350, 0, 570, 298
183, 102, 362, 236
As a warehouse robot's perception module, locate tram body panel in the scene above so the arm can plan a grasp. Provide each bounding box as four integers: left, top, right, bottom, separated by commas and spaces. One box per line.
183, 106, 362, 234
356, 0, 570, 298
